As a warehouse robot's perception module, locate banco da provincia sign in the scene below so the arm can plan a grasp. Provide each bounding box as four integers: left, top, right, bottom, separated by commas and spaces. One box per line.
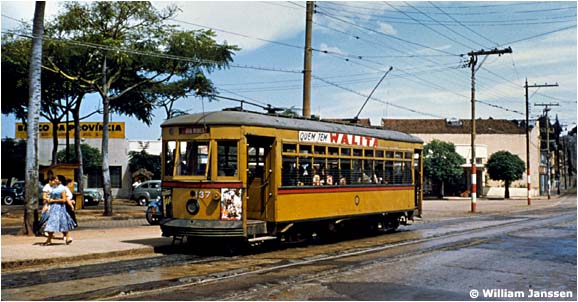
298, 131, 378, 147
16, 122, 125, 139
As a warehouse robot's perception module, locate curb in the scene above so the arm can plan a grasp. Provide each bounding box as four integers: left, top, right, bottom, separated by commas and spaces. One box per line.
1, 246, 156, 270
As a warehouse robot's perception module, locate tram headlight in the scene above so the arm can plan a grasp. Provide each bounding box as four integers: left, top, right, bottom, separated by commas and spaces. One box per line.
186, 199, 200, 215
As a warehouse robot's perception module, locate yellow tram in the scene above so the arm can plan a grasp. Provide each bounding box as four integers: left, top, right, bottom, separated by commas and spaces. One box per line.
159, 109, 423, 244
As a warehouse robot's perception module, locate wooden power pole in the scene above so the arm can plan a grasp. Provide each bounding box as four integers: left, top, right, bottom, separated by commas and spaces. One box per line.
467, 47, 512, 213
302, 1, 314, 118
535, 103, 559, 199
524, 80, 558, 205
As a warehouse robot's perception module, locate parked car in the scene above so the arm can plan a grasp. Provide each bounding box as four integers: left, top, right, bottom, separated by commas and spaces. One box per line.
4, 180, 44, 205
131, 180, 162, 206
1, 185, 22, 205
83, 188, 104, 206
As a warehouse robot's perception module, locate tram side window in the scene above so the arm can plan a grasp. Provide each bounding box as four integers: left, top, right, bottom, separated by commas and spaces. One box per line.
298, 156, 311, 185
177, 141, 209, 176
282, 157, 298, 186
393, 162, 404, 183
385, 161, 394, 184
339, 158, 351, 185
164, 141, 177, 176
403, 161, 412, 184
217, 141, 238, 176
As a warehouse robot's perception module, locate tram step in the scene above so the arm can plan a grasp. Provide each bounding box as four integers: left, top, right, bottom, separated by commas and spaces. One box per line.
248, 236, 277, 243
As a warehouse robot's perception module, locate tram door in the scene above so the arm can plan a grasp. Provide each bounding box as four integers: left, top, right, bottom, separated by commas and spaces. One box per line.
246, 136, 275, 221
414, 149, 423, 217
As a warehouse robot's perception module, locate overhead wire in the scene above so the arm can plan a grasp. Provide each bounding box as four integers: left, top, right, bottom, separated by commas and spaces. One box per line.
428, 1, 498, 47
317, 3, 577, 26
396, 2, 484, 49
315, 7, 526, 117
312, 74, 447, 118
314, 9, 460, 56
2, 29, 304, 75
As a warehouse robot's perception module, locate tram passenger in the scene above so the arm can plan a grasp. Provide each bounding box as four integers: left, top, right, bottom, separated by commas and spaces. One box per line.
312, 168, 321, 186
339, 175, 347, 185
326, 174, 333, 185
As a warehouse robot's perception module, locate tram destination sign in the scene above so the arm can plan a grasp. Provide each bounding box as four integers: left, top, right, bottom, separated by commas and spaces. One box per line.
299, 131, 378, 147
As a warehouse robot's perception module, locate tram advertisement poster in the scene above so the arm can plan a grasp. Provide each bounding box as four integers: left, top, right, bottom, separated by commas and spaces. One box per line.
220, 188, 242, 221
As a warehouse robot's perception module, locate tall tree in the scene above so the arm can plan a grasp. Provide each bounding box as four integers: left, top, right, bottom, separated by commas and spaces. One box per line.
47, 2, 238, 216
21, 1, 45, 236
423, 139, 465, 197
487, 151, 525, 199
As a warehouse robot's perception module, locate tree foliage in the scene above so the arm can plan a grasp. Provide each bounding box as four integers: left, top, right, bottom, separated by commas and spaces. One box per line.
41, 2, 238, 216
57, 144, 102, 172
128, 150, 161, 180
423, 139, 465, 197
486, 151, 525, 199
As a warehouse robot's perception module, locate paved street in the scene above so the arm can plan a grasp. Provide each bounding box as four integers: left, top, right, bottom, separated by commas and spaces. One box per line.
1, 192, 575, 301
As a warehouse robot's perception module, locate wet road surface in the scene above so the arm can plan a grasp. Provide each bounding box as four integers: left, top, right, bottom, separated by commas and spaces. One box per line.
1, 195, 575, 301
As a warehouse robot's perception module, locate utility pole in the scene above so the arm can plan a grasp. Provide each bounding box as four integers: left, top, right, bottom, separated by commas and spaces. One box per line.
524, 80, 558, 205
535, 103, 559, 199
467, 47, 512, 213
302, 1, 314, 118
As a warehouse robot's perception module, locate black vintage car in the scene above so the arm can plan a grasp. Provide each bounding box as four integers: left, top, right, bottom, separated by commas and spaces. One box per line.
1, 185, 22, 205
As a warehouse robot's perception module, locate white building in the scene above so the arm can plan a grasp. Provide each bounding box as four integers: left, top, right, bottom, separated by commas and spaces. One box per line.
382, 118, 541, 198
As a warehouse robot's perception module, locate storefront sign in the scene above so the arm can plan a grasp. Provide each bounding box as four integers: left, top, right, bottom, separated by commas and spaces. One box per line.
16, 122, 125, 139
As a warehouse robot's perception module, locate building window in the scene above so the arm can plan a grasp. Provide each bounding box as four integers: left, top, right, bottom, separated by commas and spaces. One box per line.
87, 166, 122, 188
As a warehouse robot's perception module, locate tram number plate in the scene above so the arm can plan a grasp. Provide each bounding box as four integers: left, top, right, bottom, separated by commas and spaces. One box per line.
198, 191, 211, 199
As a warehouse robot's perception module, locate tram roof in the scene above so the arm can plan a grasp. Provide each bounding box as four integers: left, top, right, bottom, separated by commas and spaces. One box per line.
162, 110, 423, 144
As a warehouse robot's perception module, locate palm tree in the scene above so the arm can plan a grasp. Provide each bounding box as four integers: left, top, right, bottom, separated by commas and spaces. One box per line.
21, 1, 45, 235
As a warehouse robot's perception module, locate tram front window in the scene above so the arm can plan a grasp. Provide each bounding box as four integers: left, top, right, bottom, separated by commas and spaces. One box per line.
176, 141, 209, 176
164, 141, 177, 176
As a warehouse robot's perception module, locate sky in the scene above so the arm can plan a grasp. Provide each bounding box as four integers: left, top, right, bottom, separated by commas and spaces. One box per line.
1, 1, 576, 141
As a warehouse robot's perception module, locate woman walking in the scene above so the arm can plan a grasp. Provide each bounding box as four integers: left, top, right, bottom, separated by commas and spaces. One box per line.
42, 177, 76, 245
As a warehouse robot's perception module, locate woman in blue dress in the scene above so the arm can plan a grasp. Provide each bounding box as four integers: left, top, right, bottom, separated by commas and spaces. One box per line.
43, 178, 76, 245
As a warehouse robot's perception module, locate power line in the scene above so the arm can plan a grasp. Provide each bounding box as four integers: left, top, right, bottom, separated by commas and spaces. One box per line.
428, 1, 498, 47
499, 24, 577, 46
402, 1, 486, 49
311, 74, 447, 118
172, 17, 402, 70
322, 1, 563, 15
316, 3, 577, 26
315, 10, 460, 56
2, 29, 304, 75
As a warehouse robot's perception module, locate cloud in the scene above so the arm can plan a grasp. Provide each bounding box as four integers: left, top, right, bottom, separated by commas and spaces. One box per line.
319, 43, 344, 55
159, 2, 304, 51
377, 22, 397, 36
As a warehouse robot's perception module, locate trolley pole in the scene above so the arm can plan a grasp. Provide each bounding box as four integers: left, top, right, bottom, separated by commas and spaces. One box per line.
467, 47, 512, 213
524, 80, 558, 205
535, 103, 559, 199
302, 1, 314, 118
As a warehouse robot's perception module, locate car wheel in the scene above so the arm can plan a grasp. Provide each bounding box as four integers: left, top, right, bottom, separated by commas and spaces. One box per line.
3, 195, 14, 206
138, 196, 148, 206
84, 196, 94, 206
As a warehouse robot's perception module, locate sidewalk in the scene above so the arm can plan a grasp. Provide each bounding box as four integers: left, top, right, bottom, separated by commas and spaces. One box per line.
1, 193, 573, 270
1, 199, 173, 269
